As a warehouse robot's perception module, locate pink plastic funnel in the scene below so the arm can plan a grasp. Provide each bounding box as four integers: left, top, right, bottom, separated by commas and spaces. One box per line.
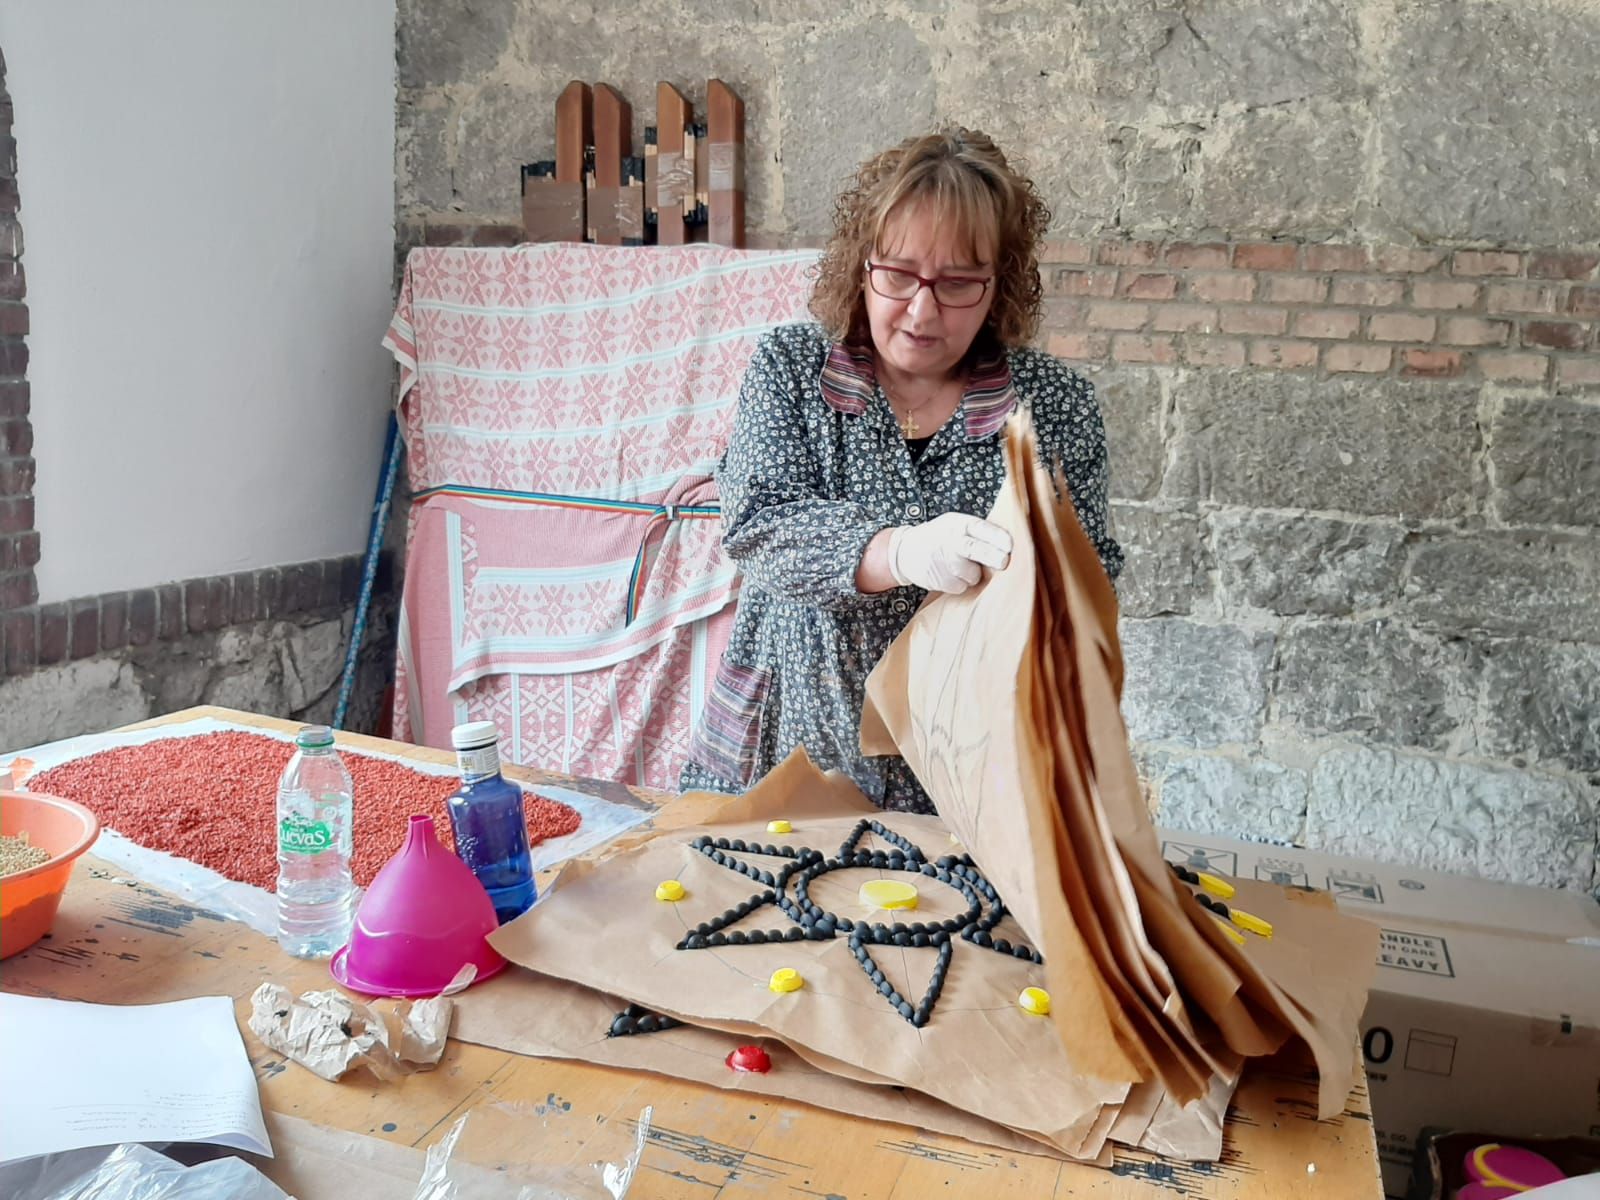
331, 814, 506, 997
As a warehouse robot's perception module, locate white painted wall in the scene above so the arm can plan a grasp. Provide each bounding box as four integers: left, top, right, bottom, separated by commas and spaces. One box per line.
0, 0, 396, 603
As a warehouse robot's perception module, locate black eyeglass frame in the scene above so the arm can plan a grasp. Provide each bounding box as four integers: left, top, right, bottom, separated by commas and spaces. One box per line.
864, 261, 994, 309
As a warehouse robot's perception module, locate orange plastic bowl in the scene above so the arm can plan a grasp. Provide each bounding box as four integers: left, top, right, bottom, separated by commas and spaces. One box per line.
1, 789, 100, 959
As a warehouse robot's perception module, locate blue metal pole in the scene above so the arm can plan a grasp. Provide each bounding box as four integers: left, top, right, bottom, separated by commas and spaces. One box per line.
334, 411, 402, 731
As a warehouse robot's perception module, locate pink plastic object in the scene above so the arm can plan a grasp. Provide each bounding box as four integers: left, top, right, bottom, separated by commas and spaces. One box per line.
1455, 1184, 1522, 1200
1465, 1144, 1568, 1191
331, 814, 506, 997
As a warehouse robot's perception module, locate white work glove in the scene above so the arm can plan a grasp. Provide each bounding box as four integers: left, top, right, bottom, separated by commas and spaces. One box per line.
887, 513, 1013, 594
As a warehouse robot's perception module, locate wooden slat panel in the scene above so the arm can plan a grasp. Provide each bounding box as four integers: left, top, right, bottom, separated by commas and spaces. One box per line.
590, 83, 632, 245
555, 80, 593, 185
521, 161, 583, 244
654, 82, 693, 246
593, 83, 631, 188
706, 79, 746, 248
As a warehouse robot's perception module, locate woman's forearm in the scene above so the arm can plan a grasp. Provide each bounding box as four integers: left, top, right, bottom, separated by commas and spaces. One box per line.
855, 528, 900, 594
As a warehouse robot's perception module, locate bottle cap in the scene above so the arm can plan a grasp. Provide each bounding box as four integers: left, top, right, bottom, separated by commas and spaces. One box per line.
1466, 1144, 1566, 1191
655, 880, 685, 902
858, 879, 919, 910
451, 721, 499, 751
1018, 986, 1051, 1016
1210, 914, 1246, 945
768, 967, 803, 993
295, 725, 335, 749
766, 819, 792, 834
1230, 908, 1274, 938
725, 1044, 772, 1073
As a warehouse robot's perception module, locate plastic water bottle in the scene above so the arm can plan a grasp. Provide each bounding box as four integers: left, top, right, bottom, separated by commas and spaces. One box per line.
445, 721, 535, 924
275, 725, 356, 958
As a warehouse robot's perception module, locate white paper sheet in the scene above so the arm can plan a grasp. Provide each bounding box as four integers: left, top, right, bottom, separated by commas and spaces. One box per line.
0, 994, 271, 1165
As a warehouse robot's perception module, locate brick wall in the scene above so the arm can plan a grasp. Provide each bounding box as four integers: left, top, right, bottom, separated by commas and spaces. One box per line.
1, 555, 382, 677
1041, 239, 1599, 389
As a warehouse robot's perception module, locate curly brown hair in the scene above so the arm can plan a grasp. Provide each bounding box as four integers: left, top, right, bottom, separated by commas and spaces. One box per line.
809, 128, 1051, 351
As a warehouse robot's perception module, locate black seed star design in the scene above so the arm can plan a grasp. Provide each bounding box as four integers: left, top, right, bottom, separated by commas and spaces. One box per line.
671, 818, 1044, 1029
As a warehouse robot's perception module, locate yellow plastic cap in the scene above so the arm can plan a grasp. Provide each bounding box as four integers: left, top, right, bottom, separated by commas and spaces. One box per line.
766, 819, 792, 834
655, 880, 685, 902
1211, 914, 1247, 945
858, 879, 919, 910
1230, 908, 1274, 938
1018, 987, 1051, 1016
768, 967, 804, 993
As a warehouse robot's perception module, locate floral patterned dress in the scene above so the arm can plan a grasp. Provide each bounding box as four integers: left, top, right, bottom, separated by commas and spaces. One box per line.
680, 322, 1122, 813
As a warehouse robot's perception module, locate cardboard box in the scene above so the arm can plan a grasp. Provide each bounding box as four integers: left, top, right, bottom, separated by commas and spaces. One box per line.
1154, 827, 1600, 1199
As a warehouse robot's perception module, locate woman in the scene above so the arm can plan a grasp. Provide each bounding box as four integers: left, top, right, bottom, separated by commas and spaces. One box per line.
680, 128, 1122, 814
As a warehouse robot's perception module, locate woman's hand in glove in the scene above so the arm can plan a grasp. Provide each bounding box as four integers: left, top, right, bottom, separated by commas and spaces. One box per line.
887, 513, 1013, 594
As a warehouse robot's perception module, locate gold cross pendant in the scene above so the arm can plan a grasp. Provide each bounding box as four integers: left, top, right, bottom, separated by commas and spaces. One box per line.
900, 413, 918, 439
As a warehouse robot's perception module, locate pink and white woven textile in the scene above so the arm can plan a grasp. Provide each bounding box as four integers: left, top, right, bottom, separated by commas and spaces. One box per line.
382, 243, 818, 789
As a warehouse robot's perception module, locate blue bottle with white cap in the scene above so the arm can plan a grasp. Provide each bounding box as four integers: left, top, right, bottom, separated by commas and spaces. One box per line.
444, 720, 535, 924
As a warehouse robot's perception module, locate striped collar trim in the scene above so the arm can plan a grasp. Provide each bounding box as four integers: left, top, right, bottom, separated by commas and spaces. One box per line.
818, 341, 1018, 440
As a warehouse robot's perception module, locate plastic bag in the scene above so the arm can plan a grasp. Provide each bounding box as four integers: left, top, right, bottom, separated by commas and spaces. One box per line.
0, 1104, 650, 1200
0, 1143, 290, 1200
411, 1106, 651, 1200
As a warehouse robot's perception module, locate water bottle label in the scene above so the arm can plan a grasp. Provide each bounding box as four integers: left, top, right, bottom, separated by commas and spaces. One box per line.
280, 815, 334, 854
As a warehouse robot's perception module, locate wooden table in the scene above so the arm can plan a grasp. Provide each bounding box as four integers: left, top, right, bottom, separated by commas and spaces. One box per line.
2, 706, 1383, 1198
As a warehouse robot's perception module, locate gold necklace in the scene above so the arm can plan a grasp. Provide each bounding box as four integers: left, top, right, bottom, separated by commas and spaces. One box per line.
884, 384, 943, 439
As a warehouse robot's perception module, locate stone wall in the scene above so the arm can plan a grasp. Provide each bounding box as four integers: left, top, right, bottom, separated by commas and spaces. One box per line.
394, 0, 1600, 249
394, 0, 1600, 893
1056, 235, 1599, 892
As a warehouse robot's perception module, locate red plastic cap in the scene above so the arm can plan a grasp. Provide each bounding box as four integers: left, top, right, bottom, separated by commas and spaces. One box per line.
724, 1044, 772, 1074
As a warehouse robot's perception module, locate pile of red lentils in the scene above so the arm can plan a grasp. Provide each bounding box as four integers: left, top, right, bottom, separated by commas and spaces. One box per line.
26, 731, 581, 891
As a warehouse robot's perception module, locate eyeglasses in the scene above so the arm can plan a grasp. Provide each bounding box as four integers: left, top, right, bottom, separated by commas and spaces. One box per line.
865, 262, 993, 309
